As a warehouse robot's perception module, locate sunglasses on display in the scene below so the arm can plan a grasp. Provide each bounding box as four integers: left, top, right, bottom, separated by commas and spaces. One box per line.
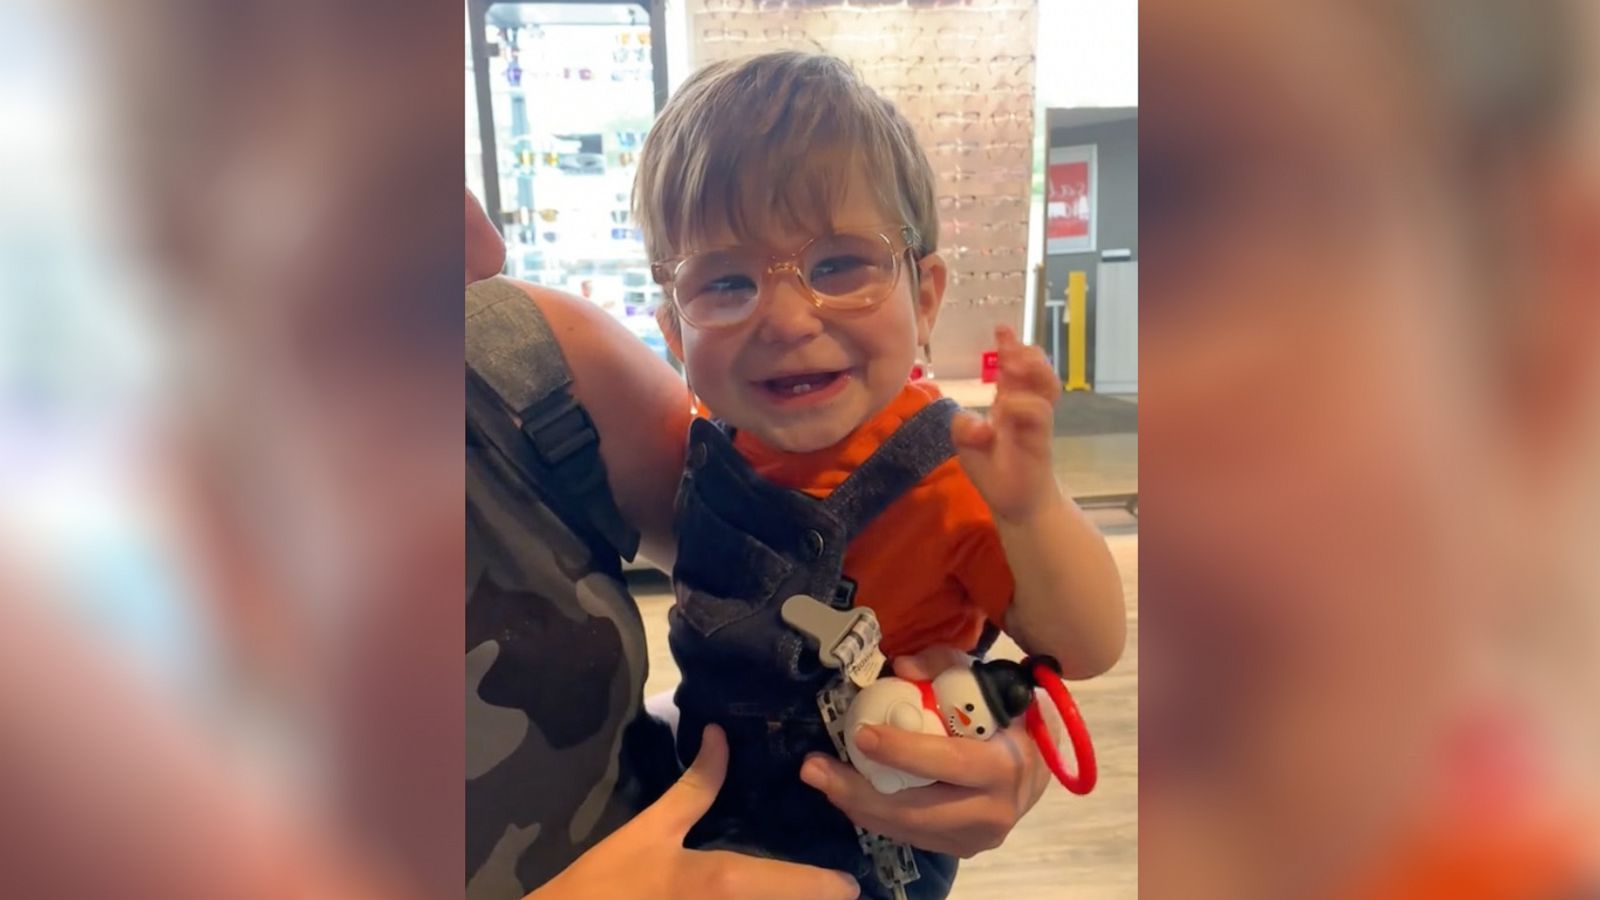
988, 110, 1033, 127
938, 194, 1029, 212
937, 113, 1033, 133
761, 25, 807, 41
931, 58, 1036, 81
944, 166, 1034, 183
955, 89, 1033, 111
537, 209, 559, 223
542, 231, 559, 243
945, 217, 1031, 236
933, 140, 1032, 159
833, 23, 912, 41
940, 53, 1035, 69
931, 37, 983, 55
948, 245, 1026, 260
861, 55, 928, 72
610, 210, 630, 224
702, 26, 750, 42
743, 0, 1028, 8
954, 294, 1024, 309
879, 83, 929, 98
956, 269, 1024, 284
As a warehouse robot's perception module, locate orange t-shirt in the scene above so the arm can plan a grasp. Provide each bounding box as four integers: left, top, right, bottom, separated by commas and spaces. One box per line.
731, 382, 1015, 656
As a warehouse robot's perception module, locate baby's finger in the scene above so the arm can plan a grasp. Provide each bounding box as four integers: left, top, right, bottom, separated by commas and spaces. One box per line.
1019, 345, 1062, 400
992, 326, 1021, 385
951, 409, 996, 450
994, 324, 1019, 353
993, 394, 1054, 436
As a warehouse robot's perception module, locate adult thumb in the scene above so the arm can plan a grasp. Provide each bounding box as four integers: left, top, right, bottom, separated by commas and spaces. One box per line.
636, 724, 728, 837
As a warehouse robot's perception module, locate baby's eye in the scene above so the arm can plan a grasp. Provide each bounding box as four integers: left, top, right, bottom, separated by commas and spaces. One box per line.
810, 255, 867, 278
705, 274, 756, 292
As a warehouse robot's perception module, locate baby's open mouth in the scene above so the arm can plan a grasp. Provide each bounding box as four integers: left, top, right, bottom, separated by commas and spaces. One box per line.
758, 370, 846, 398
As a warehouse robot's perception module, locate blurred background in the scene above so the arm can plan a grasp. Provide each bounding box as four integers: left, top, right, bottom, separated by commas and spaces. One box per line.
1140, 0, 1600, 897
1, 0, 462, 896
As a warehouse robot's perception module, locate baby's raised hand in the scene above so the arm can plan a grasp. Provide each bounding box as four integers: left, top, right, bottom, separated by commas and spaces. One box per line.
951, 325, 1062, 523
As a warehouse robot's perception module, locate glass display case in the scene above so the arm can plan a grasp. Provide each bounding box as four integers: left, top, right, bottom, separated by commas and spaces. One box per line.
468, 0, 671, 362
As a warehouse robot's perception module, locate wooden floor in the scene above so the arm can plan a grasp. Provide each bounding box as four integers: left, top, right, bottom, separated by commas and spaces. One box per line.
948, 526, 1137, 900
633, 512, 1139, 899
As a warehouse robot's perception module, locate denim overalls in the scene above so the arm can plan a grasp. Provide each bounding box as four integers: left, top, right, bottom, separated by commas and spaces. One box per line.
669, 397, 964, 900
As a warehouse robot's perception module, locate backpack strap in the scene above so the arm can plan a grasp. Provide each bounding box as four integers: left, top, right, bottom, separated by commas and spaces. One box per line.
821, 397, 961, 541
466, 277, 639, 561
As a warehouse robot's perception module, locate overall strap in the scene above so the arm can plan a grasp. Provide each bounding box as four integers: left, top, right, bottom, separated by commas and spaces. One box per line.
822, 397, 961, 541
466, 277, 639, 561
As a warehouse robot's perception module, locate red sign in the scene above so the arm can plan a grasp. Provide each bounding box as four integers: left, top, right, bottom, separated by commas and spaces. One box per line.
1047, 160, 1091, 240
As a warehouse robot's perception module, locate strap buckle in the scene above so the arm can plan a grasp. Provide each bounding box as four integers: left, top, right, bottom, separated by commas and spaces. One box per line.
519, 390, 604, 495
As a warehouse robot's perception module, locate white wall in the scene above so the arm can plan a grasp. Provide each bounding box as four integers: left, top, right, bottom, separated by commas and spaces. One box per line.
1024, 0, 1136, 344
1036, 0, 1139, 108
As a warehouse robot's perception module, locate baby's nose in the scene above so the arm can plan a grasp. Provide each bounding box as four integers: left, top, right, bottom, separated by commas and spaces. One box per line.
755, 273, 823, 343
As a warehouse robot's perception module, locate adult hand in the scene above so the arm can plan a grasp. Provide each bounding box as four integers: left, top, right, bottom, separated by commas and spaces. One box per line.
799, 646, 1057, 858
531, 725, 860, 900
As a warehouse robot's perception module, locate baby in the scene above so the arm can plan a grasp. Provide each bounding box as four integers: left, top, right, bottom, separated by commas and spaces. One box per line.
633, 51, 1126, 900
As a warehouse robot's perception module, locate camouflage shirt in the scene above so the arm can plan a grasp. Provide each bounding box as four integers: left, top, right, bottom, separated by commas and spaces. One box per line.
465, 277, 677, 898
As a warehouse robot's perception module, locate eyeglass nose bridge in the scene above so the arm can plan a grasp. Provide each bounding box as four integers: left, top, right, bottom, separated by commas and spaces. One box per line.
761, 257, 812, 299
767, 257, 804, 279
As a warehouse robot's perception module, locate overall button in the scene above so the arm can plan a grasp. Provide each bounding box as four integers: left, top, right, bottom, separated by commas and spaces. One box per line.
688, 442, 708, 469
803, 529, 825, 560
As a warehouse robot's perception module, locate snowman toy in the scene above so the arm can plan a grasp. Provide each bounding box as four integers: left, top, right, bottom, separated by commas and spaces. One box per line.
842, 654, 1098, 795
780, 594, 1097, 799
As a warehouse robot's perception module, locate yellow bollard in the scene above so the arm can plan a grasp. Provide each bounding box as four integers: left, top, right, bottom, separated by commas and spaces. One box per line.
1065, 270, 1091, 392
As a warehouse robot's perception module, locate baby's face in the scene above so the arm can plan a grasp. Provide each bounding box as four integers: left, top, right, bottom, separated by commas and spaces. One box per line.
669, 173, 941, 452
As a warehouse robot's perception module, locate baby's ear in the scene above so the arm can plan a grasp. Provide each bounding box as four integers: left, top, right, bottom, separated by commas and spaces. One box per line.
913, 252, 949, 346
655, 304, 685, 362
